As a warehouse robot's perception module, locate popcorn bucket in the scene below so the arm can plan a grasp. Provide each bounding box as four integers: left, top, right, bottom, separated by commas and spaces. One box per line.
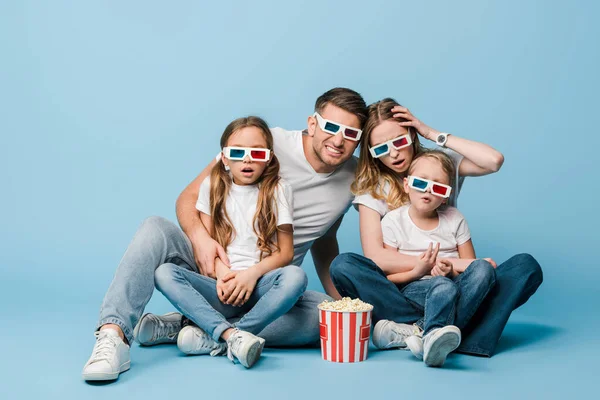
318, 305, 373, 363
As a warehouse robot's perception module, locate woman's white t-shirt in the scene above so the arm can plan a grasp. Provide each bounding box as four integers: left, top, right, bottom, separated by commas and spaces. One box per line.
353, 147, 465, 217
196, 177, 294, 271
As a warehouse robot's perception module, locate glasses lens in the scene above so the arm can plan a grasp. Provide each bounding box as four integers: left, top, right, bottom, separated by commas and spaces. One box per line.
373, 144, 389, 156
392, 136, 408, 148
229, 149, 246, 159
432, 184, 449, 196
344, 128, 359, 139
250, 150, 267, 160
411, 178, 429, 190
324, 121, 341, 133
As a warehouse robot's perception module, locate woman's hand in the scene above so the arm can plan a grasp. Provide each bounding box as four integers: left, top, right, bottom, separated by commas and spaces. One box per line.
391, 105, 439, 142
223, 269, 260, 307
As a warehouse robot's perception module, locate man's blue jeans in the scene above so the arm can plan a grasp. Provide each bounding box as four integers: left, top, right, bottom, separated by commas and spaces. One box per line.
97, 216, 330, 346
330, 253, 542, 356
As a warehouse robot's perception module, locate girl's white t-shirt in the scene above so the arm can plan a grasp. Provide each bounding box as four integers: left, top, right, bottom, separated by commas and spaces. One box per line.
353, 147, 465, 217
196, 177, 294, 271
381, 205, 471, 259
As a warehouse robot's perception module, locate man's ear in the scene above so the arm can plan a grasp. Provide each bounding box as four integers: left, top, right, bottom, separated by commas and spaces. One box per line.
307, 114, 317, 137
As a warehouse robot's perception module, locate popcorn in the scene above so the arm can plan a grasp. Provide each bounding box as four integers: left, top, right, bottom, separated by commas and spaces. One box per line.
318, 297, 373, 312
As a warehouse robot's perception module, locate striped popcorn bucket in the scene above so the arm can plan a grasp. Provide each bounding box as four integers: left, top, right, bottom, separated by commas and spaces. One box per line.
318, 305, 373, 363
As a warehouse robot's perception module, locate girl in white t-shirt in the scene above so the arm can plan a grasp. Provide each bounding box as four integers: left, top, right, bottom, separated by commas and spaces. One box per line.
379, 150, 494, 367
154, 116, 307, 369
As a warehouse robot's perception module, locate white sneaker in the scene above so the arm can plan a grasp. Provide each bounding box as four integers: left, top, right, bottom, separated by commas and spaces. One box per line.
226, 329, 265, 368
405, 335, 424, 360
423, 325, 461, 367
82, 329, 130, 381
177, 325, 227, 356
133, 312, 182, 345
372, 320, 422, 350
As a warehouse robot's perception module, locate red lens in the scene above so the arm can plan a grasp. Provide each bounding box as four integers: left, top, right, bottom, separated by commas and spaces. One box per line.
392, 137, 408, 148
432, 184, 448, 196
344, 128, 359, 139
250, 150, 267, 160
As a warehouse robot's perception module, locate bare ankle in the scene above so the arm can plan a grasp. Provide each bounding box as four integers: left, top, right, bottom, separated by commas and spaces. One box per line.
100, 324, 128, 344
221, 328, 235, 341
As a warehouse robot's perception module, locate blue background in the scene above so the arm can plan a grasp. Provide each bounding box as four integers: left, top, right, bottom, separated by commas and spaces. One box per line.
1, 1, 598, 398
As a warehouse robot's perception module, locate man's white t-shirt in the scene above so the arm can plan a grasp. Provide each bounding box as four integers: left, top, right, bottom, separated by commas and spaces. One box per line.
353, 147, 465, 217
381, 205, 471, 279
196, 177, 293, 271
215, 127, 357, 267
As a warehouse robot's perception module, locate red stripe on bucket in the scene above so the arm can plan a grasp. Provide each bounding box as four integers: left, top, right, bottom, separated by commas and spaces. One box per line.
320, 310, 327, 361
359, 312, 367, 361
331, 312, 338, 362
349, 312, 356, 363
338, 312, 343, 363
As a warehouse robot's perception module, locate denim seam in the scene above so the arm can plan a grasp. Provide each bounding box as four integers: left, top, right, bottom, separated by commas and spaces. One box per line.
97, 317, 133, 344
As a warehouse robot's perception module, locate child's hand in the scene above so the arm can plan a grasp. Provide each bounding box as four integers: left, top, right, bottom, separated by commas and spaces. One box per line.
431, 259, 454, 277
414, 242, 440, 278
223, 269, 260, 307
483, 258, 497, 268
217, 271, 238, 304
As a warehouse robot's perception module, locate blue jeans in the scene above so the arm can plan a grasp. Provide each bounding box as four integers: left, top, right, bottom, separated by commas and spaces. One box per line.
154, 264, 307, 342
331, 253, 542, 356
97, 216, 330, 346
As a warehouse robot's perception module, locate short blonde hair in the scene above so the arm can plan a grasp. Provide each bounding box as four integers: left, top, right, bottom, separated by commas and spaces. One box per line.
408, 150, 456, 187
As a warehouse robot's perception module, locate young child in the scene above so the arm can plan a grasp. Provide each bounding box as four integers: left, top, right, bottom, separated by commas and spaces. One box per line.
153, 116, 307, 368
377, 150, 495, 367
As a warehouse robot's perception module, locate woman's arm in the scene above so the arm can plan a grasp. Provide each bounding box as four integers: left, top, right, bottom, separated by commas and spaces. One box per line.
391, 105, 504, 176
359, 205, 417, 274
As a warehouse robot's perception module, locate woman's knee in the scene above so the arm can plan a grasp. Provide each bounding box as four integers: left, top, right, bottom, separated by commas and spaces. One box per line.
277, 265, 308, 294
466, 259, 497, 287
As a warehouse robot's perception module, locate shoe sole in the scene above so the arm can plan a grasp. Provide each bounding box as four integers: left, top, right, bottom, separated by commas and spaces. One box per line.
405, 335, 423, 360
82, 361, 130, 381
240, 339, 263, 368
424, 329, 461, 367
134, 313, 180, 346
372, 321, 407, 350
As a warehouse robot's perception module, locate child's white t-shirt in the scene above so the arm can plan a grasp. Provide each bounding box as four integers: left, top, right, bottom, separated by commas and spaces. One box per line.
381, 204, 471, 261
196, 177, 294, 271
353, 147, 464, 217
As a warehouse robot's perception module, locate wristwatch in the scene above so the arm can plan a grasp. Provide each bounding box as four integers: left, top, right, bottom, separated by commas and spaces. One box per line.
435, 132, 449, 147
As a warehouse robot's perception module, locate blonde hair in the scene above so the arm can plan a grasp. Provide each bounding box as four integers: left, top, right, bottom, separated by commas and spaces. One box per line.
210, 116, 281, 260
352, 98, 426, 210
408, 150, 456, 188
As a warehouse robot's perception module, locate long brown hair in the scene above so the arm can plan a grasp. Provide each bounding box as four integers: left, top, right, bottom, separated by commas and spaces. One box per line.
351, 98, 426, 211
210, 116, 282, 260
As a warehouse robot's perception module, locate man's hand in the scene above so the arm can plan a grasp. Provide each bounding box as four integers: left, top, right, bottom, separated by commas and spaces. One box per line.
413, 242, 439, 278
432, 259, 454, 277
190, 231, 230, 278
222, 269, 260, 307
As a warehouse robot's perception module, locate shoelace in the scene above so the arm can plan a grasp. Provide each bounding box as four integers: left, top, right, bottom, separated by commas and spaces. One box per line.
192, 329, 227, 357
152, 318, 179, 341
389, 323, 422, 346
90, 331, 120, 363
226, 330, 243, 363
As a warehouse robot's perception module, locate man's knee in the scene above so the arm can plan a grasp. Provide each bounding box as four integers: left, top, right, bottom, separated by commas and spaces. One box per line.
330, 253, 366, 280
503, 253, 543, 287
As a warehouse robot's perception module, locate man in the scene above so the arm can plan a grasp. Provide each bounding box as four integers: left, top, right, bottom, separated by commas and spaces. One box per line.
82, 87, 368, 381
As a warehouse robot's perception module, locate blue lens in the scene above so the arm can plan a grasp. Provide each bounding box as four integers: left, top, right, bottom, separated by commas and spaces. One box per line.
324, 122, 340, 133
229, 149, 245, 158
412, 178, 428, 190
374, 144, 389, 156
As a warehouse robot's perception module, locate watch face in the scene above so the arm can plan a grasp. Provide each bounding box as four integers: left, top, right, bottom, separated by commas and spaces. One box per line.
437, 134, 445, 143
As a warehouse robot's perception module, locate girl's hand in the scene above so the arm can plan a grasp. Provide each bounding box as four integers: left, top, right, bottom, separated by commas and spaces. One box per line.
431, 259, 454, 277
223, 269, 260, 307
217, 271, 238, 304
391, 106, 439, 142
414, 242, 439, 278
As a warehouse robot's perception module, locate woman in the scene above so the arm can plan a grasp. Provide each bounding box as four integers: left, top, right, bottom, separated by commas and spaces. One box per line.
330, 98, 542, 357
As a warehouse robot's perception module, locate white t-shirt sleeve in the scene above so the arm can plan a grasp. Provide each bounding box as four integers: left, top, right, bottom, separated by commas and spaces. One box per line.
451, 208, 471, 245
381, 214, 399, 249
353, 192, 388, 217
195, 177, 211, 215
275, 181, 294, 227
